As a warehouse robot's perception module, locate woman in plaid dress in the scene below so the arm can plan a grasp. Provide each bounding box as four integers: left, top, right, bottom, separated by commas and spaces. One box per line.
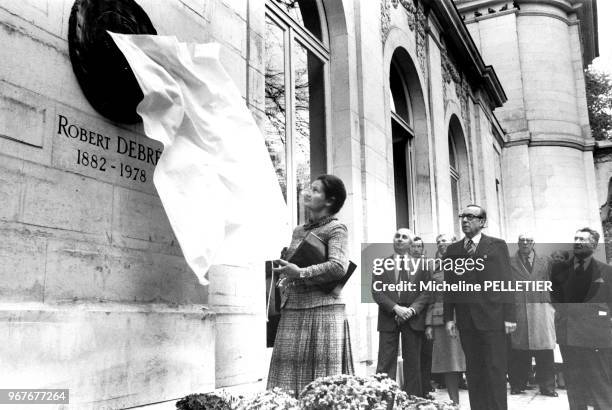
267, 174, 354, 397
425, 234, 466, 405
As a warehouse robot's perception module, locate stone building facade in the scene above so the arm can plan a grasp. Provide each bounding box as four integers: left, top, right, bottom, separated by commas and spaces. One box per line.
0, 0, 598, 408
456, 0, 600, 242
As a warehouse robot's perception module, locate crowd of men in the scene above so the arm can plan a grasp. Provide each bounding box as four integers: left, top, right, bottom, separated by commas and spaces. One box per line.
372, 204, 612, 410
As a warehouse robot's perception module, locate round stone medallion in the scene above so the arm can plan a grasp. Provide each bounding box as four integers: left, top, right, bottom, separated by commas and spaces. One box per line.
68, 0, 157, 123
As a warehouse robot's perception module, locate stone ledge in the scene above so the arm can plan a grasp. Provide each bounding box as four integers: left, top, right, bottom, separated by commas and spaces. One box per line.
0, 301, 212, 315
0, 303, 216, 409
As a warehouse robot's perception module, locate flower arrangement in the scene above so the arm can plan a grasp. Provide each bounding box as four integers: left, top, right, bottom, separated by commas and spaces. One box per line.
398, 396, 459, 410
298, 374, 458, 410
175, 391, 240, 410
299, 374, 402, 409
236, 388, 299, 410
175, 375, 458, 410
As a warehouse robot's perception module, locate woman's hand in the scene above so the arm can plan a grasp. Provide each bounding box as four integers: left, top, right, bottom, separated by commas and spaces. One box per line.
425, 326, 434, 341
446, 320, 458, 338
272, 259, 304, 279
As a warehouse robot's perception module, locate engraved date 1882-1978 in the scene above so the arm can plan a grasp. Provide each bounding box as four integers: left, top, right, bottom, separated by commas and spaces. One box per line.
76, 149, 147, 182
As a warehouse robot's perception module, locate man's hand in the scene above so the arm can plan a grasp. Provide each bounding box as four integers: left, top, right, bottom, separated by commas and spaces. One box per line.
504, 321, 517, 334
393, 305, 414, 321
425, 326, 434, 340
446, 320, 457, 338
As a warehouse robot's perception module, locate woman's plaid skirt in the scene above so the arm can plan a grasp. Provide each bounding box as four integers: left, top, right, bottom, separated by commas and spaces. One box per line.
266, 304, 354, 397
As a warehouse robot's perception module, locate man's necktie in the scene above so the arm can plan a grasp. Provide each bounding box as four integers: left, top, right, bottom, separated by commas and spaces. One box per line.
398, 268, 409, 299
523, 257, 532, 272
575, 259, 584, 276
465, 239, 476, 256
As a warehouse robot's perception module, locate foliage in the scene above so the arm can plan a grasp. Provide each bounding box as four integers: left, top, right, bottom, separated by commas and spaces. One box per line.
175, 391, 240, 410
176, 375, 458, 410
298, 373, 400, 409
585, 67, 612, 140
298, 374, 458, 410
237, 388, 300, 410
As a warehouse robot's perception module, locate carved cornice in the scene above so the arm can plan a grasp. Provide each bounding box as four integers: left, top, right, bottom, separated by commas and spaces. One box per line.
415, 2, 428, 77
441, 46, 470, 126
427, 0, 507, 108
441, 50, 460, 84
400, 0, 418, 30
455, 0, 576, 14
381, 0, 429, 79
381, 0, 392, 42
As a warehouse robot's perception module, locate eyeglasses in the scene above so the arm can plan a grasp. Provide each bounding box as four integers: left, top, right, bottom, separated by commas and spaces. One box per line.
458, 214, 483, 221
394, 233, 411, 240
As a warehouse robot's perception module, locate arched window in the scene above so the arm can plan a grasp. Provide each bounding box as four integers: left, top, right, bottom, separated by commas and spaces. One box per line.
390, 61, 412, 126
390, 58, 415, 230
264, 0, 329, 226
449, 131, 460, 237
448, 115, 471, 237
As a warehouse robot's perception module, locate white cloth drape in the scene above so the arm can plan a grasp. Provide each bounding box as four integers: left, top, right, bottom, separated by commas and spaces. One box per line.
109, 33, 290, 285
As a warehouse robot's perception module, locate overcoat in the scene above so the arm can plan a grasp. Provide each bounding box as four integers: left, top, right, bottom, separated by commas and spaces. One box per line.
509, 253, 556, 350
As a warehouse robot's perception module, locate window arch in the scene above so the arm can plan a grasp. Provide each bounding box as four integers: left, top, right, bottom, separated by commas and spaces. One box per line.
264, 0, 329, 226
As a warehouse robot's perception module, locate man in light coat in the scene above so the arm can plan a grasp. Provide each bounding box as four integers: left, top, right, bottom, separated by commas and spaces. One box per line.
507, 234, 557, 396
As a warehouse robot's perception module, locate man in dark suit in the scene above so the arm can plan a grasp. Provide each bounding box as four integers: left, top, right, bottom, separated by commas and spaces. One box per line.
373, 228, 431, 396
443, 205, 516, 410
551, 227, 612, 410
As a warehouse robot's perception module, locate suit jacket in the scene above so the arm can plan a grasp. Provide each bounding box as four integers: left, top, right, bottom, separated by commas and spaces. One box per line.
509, 253, 556, 350
551, 257, 612, 348
443, 234, 516, 331
281, 218, 349, 309
372, 255, 431, 332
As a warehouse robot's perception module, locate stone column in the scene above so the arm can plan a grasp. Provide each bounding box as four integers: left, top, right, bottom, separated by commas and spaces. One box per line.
458, 0, 601, 242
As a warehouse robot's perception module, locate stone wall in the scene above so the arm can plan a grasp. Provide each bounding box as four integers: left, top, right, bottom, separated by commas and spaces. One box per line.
0, 0, 265, 407
594, 142, 612, 262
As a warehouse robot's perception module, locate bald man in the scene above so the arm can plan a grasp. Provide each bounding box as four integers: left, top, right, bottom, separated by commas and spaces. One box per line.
508, 234, 556, 396
372, 228, 431, 396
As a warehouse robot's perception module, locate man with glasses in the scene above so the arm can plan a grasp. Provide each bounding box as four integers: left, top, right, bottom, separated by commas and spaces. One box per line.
551, 228, 612, 410
373, 228, 431, 396
443, 205, 516, 410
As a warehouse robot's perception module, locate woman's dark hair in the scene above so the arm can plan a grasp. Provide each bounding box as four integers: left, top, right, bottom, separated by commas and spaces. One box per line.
315, 174, 347, 215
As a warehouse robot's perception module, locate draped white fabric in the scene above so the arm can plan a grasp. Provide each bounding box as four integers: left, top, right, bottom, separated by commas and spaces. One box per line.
109, 33, 290, 285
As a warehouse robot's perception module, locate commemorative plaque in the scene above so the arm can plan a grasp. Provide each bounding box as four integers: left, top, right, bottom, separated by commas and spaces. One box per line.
68, 0, 157, 123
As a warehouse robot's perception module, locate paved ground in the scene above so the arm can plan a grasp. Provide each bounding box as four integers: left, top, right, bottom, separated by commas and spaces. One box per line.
431, 386, 573, 410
